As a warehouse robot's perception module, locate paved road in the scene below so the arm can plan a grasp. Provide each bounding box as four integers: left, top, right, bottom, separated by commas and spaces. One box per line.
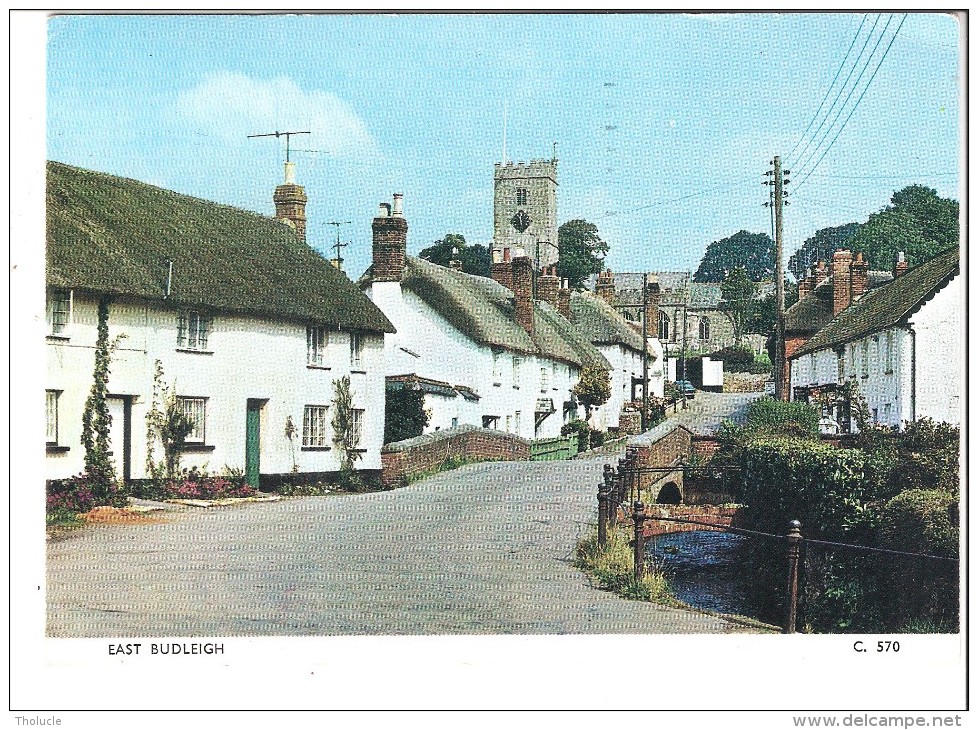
47, 455, 745, 636
669, 390, 765, 436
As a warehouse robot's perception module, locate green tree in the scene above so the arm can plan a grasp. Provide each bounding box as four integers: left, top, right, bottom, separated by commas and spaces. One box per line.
746, 280, 799, 336
419, 233, 492, 277
556, 219, 608, 289
718, 267, 758, 346
850, 185, 958, 269
331, 376, 361, 469
693, 230, 774, 283
572, 364, 611, 419
788, 222, 861, 280
384, 387, 430, 444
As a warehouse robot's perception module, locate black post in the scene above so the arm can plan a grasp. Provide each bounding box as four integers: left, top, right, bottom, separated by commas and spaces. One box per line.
633, 501, 647, 582
597, 475, 610, 550
785, 520, 803, 634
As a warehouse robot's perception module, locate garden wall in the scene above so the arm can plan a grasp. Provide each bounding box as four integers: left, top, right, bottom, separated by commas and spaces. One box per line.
381, 424, 530, 487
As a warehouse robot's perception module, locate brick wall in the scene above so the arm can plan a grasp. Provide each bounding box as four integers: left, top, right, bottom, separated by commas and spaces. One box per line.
629, 422, 693, 495
381, 424, 530, 487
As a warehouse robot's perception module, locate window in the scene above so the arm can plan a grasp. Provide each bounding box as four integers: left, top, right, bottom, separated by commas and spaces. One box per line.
516, 188, 528, 205
49, 290, 71, 335
492, 349, 502, 385
514, 411, 521, 434
883, 403, 892, 424
350, 408, 364, 447
884, 331, 894, 373
658, 311, 670, 341
350, 332, 364, 369
451, 417, 459, 429
303, 405, 329, 447
699, 316, 710, 341
860, 340, 869, 378
307, 326, 329, 366
505, 415, 511, 433
178, 397, 207, 443
512, 356, 522, 388
482, 415, 499, 429
871, 407, 878, 422
46, 390, 60, 443
178, 311, 211, 351
540, 367, 548, 394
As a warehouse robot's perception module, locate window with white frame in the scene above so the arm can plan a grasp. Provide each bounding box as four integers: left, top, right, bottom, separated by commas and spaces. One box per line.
46, 390, 60, 444
492, 349, 502, 384
303, 405, 329, 447
350, 332, 364, 369
307, 326, 329, 366
350, 408, 364, 447
884, 331, 894, 373
505, 415, 512, 433
883, 403, 892, 423
178, 397, 207, 443
178, 310, 211, 351
512, 356, 522, 388
860, 339, 869, 377
540, 367, 548, 394
514, 411, 521, 434
48, 290, 72, 335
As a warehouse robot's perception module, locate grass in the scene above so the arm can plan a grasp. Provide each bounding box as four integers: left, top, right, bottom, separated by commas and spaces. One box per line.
574, 526, 674, 604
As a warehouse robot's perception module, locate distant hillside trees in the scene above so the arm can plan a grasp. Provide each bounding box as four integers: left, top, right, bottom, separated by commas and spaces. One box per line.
693, 230, 774, 283
788, 222, 861, 280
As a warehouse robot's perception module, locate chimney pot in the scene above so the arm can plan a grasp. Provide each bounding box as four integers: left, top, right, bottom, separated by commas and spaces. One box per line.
392, 193, 404, 217
894, 251, 909, 278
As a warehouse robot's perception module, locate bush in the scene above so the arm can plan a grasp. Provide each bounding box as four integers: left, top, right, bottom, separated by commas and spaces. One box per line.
133, 467, 257, 501
46, 473, 126, 514
881, 489, 958, 557
575, 528, 671, 603
561, 419, 591, 453
384, 387, 430, 444
711, 345, 755, 366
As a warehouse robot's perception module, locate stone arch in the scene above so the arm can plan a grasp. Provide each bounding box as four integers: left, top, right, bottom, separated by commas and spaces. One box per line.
656, 482, 682, 504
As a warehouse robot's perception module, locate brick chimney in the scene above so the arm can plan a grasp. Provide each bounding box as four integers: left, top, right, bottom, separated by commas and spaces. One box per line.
537, 265, 560, 309
273, 162, 308, 244
511, 255, 535, 336
832, 250, 853, 316
894, 251, 909, 278
491, 247, 514, 291
558, 278, 572, 319
813, 260, 828, 290
372, 194, 408, 282
595, 269, 615, 305
644, 278, 661, 334
798, 268, 814, 300
850, 252, 869, 301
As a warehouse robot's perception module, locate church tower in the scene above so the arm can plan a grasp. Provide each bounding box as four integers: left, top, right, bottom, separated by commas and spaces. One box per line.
492, 156, 558, 269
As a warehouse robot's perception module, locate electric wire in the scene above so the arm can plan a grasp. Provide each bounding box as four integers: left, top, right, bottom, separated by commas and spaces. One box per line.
785, 13, 869, 163
789, 13, 883, 173
794, 14, 908, 192
793, 13, 895, 179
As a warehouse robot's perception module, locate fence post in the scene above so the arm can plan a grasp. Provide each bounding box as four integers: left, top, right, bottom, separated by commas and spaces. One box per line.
785, 520, 803, 634
625, 447, 636, 503
597, 480, 609, 550
633, 501, 647, 581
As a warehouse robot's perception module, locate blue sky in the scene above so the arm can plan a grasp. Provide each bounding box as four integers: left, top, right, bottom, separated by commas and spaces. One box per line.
46, 12, 961, 279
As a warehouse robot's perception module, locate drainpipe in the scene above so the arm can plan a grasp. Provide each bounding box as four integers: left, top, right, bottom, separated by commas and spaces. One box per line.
909, 325, 917, 422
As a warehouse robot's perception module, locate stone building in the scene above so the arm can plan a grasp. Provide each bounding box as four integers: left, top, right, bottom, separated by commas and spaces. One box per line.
492, 158, 559, 269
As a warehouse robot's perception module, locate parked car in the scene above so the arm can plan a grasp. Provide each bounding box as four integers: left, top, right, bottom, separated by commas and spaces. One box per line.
674, 380, 697, 399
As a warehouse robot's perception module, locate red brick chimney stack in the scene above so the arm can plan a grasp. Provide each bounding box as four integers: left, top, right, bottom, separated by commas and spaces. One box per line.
894, 251, 909, 278
558, 278, 572, 319
511, 255, 535, 337
832, 250, 853, 316
372, 194, 408, 282
850, 252, 869, 301
273, 161, 308, 244
491, 247, 514, 291
537, 266, 560, 309
595, 269, 616, 305
645, 278, 661, 333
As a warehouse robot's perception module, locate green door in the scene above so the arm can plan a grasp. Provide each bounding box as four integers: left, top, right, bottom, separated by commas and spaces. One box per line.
245, 400, 262, 488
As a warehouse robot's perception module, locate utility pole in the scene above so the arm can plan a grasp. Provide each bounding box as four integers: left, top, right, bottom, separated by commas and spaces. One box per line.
766, 156, 790, 400
641, 272, 649, 431
327, 221, 351, 271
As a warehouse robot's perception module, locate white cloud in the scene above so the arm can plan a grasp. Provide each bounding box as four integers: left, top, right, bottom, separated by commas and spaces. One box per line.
173, 71, 378, 160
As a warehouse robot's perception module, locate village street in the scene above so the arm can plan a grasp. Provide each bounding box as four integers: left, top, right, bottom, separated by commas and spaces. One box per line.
47, 451, 745, 637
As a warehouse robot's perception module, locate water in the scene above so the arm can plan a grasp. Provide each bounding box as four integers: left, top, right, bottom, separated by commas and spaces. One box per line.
646, 531, 758, 619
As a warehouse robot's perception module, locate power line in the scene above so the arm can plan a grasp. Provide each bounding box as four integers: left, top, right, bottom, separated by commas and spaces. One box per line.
597, 176, 755, 220
785, 14, 869, 163
795, 14, 907, 192
789, 14, 882, 171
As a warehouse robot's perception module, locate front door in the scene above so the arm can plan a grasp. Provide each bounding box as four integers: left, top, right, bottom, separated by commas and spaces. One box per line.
245, 400, 263, 488
107, 395, 132, 484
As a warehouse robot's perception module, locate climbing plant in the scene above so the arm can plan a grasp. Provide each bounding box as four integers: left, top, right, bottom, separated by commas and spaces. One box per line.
332, 376, 365, 491
145, 359, 194, 483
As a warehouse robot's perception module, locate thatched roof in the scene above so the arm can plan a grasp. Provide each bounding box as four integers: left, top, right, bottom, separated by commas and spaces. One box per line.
569, 290, 646, 353
793, 248, 959, 358
46, 161, 394, 333
363, 256, 609, 369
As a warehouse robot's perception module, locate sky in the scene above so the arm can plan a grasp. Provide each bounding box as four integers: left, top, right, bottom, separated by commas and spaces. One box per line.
45, 12, 962, 280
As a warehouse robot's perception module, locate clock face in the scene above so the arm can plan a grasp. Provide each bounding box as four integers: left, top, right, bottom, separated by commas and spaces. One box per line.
511, 209, 532, 233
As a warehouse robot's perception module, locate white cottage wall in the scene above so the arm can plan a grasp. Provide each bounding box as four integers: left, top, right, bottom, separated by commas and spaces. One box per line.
908, 276, 962, 426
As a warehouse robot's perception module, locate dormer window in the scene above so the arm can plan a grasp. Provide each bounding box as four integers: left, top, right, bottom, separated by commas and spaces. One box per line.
178, 310, 211, 351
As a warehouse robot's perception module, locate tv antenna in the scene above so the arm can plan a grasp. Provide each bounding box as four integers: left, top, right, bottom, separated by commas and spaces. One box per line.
327, 221, 351, 271
247, 130, 311, 163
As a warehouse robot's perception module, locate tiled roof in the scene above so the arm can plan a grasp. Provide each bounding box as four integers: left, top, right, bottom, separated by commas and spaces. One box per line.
793, 247, 959, 357
47, 161, 395, 333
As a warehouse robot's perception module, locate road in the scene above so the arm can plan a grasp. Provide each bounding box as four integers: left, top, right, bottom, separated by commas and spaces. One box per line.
47, 455, 747, 636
